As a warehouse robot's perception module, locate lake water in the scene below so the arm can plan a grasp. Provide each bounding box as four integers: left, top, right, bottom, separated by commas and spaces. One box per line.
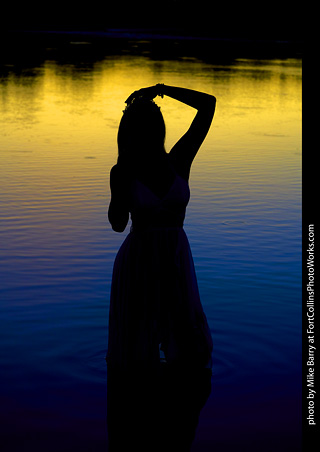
0, 42, 302, 451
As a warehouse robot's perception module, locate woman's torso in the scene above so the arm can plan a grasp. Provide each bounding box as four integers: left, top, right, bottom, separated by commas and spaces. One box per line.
129, 154, 190, 230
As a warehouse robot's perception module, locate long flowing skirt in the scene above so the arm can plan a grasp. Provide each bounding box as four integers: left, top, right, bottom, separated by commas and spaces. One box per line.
107, 227, 213, 451
107, 227, 213, 371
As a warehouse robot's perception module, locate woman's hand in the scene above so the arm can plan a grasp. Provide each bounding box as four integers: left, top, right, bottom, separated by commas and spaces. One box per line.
125, 85, 159, 104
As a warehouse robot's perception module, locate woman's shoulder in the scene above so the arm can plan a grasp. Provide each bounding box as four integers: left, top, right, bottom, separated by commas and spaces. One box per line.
110, 164, 121, 186
110, 162, 132, 180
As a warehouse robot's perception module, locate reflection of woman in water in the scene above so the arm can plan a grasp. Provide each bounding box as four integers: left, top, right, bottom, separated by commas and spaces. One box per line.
107, 84, 216, 451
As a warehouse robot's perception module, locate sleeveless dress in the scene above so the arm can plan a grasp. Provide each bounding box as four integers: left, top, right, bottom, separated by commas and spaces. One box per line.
107, 170, 213, 372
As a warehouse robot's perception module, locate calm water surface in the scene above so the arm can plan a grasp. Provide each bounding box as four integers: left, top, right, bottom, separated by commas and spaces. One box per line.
0, 50, 302, 451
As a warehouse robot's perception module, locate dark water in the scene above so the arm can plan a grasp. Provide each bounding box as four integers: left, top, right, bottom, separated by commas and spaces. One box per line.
0, 42, 302, 451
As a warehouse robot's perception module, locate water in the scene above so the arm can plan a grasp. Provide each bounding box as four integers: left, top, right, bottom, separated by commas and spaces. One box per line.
0, 43, 302, 451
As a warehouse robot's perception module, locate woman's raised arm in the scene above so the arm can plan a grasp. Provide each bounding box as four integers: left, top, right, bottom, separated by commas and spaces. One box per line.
126, 85, 216, 180
161, 85, 216, 179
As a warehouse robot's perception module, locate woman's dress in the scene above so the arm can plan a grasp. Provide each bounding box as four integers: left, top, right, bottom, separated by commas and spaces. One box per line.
107, 170, 213, 372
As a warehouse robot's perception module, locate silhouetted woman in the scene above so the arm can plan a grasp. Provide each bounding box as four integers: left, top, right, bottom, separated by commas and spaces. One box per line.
107, 84, 216, 451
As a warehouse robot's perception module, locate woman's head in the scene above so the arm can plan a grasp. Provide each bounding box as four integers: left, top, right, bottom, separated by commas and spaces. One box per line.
117, 98, 166, 162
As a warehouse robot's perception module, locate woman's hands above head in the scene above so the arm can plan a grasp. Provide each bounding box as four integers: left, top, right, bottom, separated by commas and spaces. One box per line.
121, 84, 216, 181
125, 85, 162, 105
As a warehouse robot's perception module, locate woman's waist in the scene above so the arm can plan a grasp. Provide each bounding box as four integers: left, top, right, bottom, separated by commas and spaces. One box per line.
130, 219, 184, 233
130, 210, 185, 230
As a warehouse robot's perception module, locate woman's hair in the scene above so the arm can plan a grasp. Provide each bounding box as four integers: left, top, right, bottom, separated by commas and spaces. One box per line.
117, 98, 166, 161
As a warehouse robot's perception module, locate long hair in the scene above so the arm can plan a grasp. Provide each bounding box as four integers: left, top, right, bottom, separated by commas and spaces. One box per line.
117, 98, 166, 165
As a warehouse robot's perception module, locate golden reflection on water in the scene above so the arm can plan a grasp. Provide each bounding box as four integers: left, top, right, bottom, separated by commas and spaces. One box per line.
0, 56, 301, 210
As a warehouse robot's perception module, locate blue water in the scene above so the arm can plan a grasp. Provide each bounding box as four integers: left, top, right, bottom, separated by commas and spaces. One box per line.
0, 44, 302, 451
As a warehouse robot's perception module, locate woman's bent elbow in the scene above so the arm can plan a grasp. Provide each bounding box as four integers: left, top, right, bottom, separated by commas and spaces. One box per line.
209, 96, 216, 111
